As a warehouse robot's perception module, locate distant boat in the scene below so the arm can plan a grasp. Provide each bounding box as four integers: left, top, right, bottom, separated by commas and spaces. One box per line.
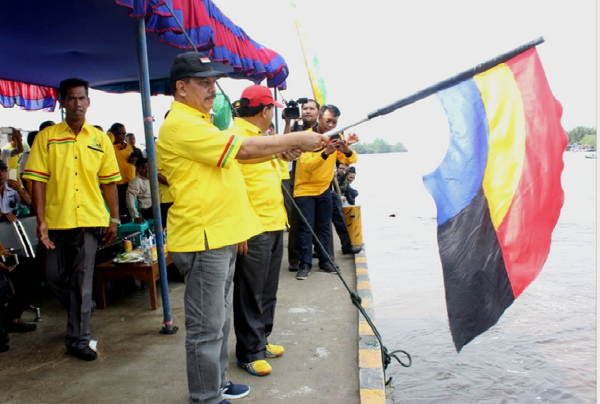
585, 152, 596, 159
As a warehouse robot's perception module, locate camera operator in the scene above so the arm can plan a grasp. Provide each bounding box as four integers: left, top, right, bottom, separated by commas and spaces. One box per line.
280, 99, 320, 272
283, 98, 320, 134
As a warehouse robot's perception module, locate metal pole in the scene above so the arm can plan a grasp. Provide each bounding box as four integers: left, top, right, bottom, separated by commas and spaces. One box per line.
135, 17, 177, 335
321, 37, 545, 138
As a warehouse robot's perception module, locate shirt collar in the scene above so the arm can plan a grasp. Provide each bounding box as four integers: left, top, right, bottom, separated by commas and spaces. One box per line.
233, 117, 263, 136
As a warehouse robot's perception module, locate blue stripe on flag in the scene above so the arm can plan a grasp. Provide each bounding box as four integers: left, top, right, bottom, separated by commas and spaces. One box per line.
423, 78, 489, 226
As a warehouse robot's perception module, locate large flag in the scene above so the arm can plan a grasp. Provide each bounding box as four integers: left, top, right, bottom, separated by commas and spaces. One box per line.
423, 47, 567, 352
290, 1, 327, 106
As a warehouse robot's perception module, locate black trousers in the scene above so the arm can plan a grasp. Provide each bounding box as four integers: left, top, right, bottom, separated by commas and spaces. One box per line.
117, 183, 131, 224
332, 192, 352, 250
1, 256, 41, 323
233, 231, 283, 363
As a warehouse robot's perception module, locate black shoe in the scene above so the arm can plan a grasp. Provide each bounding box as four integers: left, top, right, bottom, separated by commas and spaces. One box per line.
4, 320, 37, 333
319, 262, 339, 274
288, 263, 299, 272
342, 245, 362, 255
67, 346, 98, 361
296, 264, 311, 280
0, 344, 8, 353
0, 328, 8, 345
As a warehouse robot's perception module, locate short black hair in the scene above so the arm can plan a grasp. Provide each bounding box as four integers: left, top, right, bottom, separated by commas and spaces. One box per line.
59, 78, 89, 101
109, 123, 125, 134
234, 101, 273, 118
303, 99, 321, 110
320, 104, 341, 117
39, 120, 55, 131
135, 157, 148, 168
27, 131, 39, 147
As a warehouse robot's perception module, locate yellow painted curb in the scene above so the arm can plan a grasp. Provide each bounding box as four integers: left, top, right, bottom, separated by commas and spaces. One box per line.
359, 349, 383, 368
357, 280, 371, 290
360, 389, 386, 404
359, 321, 375, 335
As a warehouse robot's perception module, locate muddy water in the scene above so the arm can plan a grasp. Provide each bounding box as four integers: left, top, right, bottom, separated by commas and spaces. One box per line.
354, 152, 596, 403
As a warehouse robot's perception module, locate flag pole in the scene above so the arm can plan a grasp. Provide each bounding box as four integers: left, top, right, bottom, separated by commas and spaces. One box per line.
322, 37, 545, 138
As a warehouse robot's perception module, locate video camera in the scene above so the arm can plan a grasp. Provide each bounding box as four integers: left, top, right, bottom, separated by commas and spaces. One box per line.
282, 97, 309, 119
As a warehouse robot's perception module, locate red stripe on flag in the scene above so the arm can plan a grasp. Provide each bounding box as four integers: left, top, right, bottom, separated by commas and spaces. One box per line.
497, 49, 567, 297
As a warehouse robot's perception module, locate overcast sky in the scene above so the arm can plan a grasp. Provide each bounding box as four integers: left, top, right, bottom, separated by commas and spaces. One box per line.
1, 0, 596, 167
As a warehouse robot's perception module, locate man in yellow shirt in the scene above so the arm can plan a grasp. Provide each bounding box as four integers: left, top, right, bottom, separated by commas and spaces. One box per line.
156, 52, 325, 404
111, 123, 136, 224
294, 105, 358, 280
23, 78, 121, 362
230, 86, 296, 378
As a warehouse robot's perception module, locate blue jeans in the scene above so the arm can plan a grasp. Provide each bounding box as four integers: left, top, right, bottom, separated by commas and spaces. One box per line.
295, 189, 333, 269
171, 245, 237, 404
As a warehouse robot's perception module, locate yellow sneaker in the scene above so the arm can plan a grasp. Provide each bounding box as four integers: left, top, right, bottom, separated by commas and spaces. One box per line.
265, 343, 285, 358
237, 359, 272, 376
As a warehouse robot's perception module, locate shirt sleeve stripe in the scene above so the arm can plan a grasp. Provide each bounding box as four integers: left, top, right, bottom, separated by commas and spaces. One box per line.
99, 172, 122, 183
99, 171, 121, 179
217, 135, 238, 168
23, 169, 50, 179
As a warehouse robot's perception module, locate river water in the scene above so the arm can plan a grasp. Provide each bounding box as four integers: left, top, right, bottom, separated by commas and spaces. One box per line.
352, 152, 596, 403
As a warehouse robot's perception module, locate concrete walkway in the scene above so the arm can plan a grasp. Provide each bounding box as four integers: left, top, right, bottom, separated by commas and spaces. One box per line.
0, 237, 364, 404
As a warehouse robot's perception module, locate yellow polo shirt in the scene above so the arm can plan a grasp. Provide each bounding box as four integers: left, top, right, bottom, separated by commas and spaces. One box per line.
231, 118, 287, 232
156, 101, 262, 252
114, 142, 136, 184
294, 141, 357, 197
155, 148, 173, 204
3, 144, 23, 187
23, 121, 121, 229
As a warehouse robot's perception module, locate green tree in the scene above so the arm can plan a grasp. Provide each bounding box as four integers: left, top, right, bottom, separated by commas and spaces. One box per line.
392, 142, 408, 152
372, 138, 391, 153
579, 134, 596, 148
567, 126, 596, 144
352, 139, 407, 154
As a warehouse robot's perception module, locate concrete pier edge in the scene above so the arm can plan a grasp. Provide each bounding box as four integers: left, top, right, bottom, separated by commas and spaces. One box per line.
354, 246, 387, 404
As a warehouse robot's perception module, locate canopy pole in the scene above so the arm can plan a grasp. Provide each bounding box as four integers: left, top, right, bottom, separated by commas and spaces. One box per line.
135, 17, 177, 335
321, 37, 545, 138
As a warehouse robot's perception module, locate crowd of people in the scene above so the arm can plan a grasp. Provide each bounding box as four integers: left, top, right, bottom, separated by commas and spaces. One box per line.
0, 52, 363, 404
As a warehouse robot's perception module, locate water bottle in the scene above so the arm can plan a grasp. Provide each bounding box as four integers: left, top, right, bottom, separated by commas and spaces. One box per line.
150, 232, 158, 262
141, 235, 152, 264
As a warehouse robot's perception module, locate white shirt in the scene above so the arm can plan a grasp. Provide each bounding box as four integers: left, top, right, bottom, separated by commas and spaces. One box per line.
125, 175, 151, 218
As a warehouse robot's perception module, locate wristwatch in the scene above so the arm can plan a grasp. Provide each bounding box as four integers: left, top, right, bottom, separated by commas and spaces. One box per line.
110, 218, 121, 225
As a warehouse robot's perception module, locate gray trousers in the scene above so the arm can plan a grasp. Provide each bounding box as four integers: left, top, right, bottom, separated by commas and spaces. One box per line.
233, 231, 283, 363
41, 229, 98, 349
170, 245, 237, 404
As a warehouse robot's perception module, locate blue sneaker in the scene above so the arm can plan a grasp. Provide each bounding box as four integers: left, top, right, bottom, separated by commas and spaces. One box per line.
221, 381, 250, 399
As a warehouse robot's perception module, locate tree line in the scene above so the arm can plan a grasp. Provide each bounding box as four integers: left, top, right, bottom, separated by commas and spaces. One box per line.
567, 126, 596, 148
352, 138, 407, 154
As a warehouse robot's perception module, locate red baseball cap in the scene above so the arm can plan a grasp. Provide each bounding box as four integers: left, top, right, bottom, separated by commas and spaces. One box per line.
240, 85, 283, 108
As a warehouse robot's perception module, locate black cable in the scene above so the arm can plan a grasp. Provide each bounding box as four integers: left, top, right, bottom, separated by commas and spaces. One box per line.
281, 183, 412, 384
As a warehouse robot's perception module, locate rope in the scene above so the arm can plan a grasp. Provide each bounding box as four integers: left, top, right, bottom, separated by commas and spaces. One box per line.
281, 184, 412, 384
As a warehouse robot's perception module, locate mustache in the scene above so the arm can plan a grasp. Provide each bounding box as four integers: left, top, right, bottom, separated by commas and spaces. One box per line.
205, 93, 217, 101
